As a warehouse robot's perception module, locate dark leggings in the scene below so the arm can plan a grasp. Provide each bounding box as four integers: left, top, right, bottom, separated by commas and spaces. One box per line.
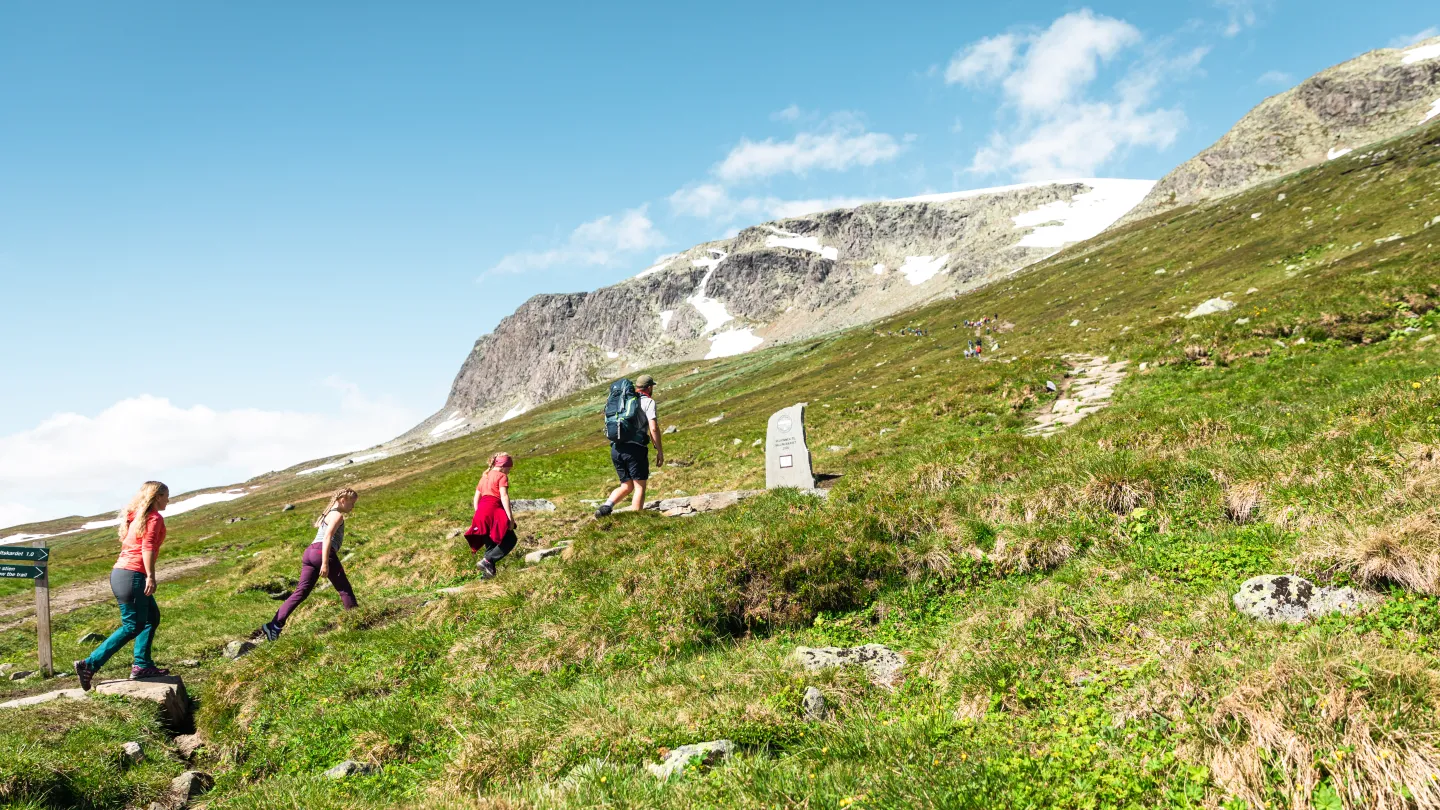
467, 529, 517, 563
272, 543, 357, 628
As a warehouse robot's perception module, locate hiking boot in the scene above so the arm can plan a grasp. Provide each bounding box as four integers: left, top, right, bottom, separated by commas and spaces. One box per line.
130, 665, 170, 680
478, 558, 497, 579
73, 660, 95, 692
259, 620, 281, 643
594, 502, 614, 518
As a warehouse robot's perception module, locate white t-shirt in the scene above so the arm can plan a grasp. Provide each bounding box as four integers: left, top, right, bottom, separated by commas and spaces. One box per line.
639, 394, 657, 424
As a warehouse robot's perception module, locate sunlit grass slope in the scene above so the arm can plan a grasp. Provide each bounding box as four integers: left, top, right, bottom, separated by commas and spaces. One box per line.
2, 124, 1439, 809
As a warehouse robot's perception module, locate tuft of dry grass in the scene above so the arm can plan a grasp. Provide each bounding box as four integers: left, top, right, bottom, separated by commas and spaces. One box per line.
1082, 474, 1153, 515
1200, 638, 1440, 810
1222, 482, 1264, 524
1314, 509, 1440, 594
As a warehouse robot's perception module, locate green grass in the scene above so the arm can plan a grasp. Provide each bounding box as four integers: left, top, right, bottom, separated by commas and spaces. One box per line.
2, 122, 1439, 809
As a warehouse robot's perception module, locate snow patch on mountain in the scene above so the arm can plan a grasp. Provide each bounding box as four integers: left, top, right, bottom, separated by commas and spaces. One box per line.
687, 250, 735, 333
897, 255, 950, 285
429, 411, 466, 438
762, 226, 839, 261
1012, 180, 1155, 248
1402, 42, 1440, 65
706, 328, 764, 359
1327, 146, 1354, 160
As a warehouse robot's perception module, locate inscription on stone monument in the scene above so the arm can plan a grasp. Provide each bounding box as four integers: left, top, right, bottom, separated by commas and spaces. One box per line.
766, 403, 814, 489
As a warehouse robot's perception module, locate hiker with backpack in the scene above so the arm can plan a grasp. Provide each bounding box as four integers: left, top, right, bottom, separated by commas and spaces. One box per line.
596, 374, 664, 517
464, 452, 519, 579
74, 481, 172, 689
256, 488, 360, 641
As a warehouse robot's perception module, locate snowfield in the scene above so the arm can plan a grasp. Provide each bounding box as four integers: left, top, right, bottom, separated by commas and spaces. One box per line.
502, 403, 529, 422
762, 226, 839, 261
1327, 146, 1354, 160
897, 255, 951, 286
1401, 43, 1440, 65
428, 411, 466, 438
687, 250, 735, 334
1011, 179, 1155, 248
706, 328, 764, 359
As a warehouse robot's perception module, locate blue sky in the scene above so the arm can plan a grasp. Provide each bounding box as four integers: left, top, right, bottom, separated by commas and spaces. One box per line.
1, 1, 1435, 527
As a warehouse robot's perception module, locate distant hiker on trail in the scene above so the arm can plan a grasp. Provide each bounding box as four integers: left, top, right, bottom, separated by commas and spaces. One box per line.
75, 481, 171, 689
257, 488, 359, 641
596, 373, 664, 517
464, 452, 519, 579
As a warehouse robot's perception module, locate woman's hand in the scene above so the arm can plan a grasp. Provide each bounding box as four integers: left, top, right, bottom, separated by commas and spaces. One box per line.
320, 561, 331, 579
144, 576, 157, 596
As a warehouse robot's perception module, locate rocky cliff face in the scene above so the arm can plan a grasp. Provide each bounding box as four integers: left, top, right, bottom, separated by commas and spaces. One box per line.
410, 179, 1154, 440
1119, 36, 1440, 225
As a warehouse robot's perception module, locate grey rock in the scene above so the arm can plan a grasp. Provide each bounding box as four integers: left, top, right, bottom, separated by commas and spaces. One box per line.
436, 586, 468, 595
223, 640, 256, 660
793, 644, 906, 688
525, 547, 565, 565
151, 771, 212, 809
647, 739, 734, 780
78, 632, 107, 644
8, 670, 33, 681
1184, 298, 1236, 319
512, 499, 556, 512
1232, 574, 1376, 624
663, 424, 678, 434
95, 676, 193, 730
281, 504, 296, 512
646, 489, 765, 516
802, 686, 828, 722
324, 759, 376, 779
173, 733, 206, 760
121, 741, 144, 764
1120, 36, 1440, 225
446, 528, 464, 539
0, 664, 12, 675
0, 688, 87, 709
408, 184, 1128, 440
176, 659, 201, 668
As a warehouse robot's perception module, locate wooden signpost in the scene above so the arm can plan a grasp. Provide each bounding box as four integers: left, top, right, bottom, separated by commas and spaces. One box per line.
0, 542, 51, 676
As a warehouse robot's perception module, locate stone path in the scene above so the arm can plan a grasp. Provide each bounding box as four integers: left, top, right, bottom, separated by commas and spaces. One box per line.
0, 555, 215, 631
1, 675, 193, 731
1025, 355, 1129, 437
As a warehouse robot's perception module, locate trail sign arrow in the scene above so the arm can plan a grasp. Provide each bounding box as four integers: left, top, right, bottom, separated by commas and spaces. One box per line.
0, 564, 46, 580
0, 547, 48, 563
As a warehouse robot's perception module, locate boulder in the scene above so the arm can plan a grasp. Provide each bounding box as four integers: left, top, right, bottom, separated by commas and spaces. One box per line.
802, 686, 828, 722
446, 528, 464, 539
524, 547, 565, 565
8, 670, 34, 681
158, 771, 213, 810
95, 676, 192, 731
663, 425, 678, 435
1232, 574, 1375, 623
78, 632, 107, 644
121, 741, 144, 764
512, 499, 556, 512
647, 739, 734, 780
223, 640, 257, 660
0, 664, 12, 676
281, 504, 296, 512
1184, 298, 1236, 319
173, 733, 206, 760
793, 644, 906, 688
323, 760, 376, 779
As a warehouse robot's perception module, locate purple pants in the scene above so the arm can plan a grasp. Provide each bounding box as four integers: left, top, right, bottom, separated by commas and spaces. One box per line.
272, 542, 357, 628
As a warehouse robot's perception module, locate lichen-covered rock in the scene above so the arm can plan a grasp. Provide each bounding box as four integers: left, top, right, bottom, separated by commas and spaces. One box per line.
223, 640, 256, 660
802, 686, 828, 722
121, 741, 144, 764
647, 739, 734, 780
524, 547, 565, 565
1233, 574, 1375, 623
512, 499, 556, 512
323, 760, 376, 779
793, 644, 906, 688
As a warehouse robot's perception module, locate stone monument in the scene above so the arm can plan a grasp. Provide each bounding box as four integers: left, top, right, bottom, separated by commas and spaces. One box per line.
766, 403, 814, 489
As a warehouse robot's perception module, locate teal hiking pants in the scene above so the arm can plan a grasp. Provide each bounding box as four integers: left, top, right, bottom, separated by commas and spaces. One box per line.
84, 569, 160, 671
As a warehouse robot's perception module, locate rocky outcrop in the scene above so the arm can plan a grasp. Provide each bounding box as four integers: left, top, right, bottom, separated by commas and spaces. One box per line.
647, 739, 734, 780
409, 181, 1153, 439
793, 644, 906, 688
1120, 37, 1440, 225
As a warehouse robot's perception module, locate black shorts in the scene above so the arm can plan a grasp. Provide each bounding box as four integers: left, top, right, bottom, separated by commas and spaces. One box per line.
611, 443, 650, 482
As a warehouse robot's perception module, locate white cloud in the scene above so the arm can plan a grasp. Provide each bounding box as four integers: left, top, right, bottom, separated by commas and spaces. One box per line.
0, 379, 417, 529
1002, 11, 1141, 111
489, 206, 664, 275
771, 104, 803, 121
1256, 70, 1292, 87
1214, 0, 1265, 37
1390, 27, 1439, 49
714, 125, 903, 183
669, 184, 877, 223
954, 11, 1202, 182
945, 34, 1019, 85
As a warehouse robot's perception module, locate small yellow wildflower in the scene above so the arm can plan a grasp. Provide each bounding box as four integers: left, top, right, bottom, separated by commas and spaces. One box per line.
1415, 382, 1424, 389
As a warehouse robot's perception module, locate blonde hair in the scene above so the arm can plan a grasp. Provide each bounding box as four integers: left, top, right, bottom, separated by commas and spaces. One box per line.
118, 481, 169, 540
315, 488, 359, 528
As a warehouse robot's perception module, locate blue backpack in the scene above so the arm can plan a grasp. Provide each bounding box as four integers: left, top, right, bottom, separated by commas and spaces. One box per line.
604, 379, 648, 446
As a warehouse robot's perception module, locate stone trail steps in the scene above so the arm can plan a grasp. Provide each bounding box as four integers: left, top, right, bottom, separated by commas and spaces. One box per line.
1026, 354, 1129, 437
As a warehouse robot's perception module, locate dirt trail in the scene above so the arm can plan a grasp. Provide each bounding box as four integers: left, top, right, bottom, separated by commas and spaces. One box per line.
0, 556, 215, 631
1026, 355, 1129, 437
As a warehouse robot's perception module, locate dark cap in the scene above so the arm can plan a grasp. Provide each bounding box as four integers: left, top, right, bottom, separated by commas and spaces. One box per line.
635, 374, 656, 390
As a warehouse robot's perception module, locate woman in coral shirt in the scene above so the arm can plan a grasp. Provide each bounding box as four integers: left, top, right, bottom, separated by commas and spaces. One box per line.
464, 452, 517, 579
74, 481, 171, 689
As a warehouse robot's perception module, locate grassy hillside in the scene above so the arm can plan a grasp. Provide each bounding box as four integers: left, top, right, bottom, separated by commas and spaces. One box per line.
2, 123, 1438, 809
